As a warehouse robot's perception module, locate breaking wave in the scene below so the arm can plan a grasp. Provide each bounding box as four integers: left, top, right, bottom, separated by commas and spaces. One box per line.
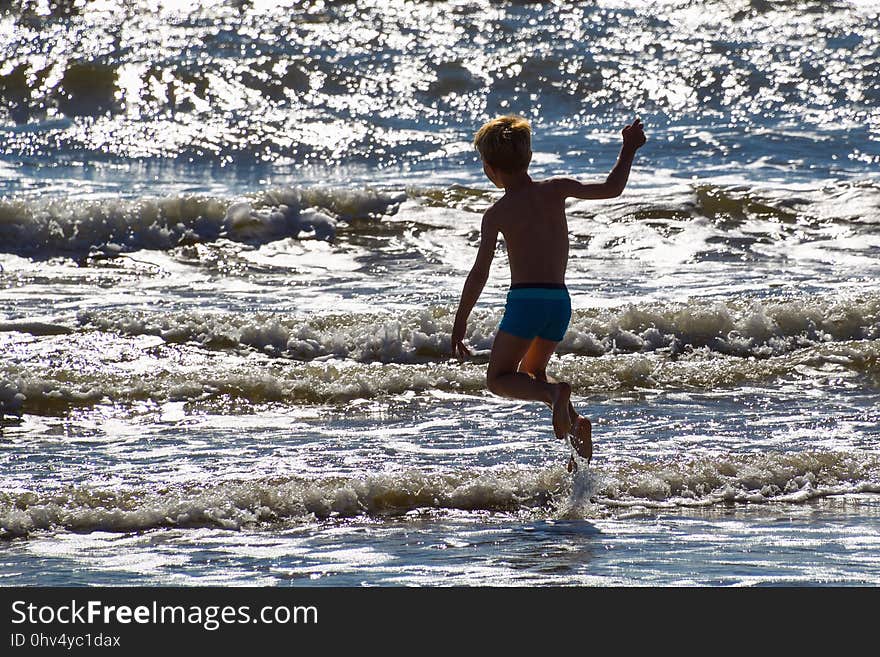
3, 451, 878, 538
0, 185, 404, 258
76, 292, 880, 362
2, 338, 879, 417
3, 179, 879, 267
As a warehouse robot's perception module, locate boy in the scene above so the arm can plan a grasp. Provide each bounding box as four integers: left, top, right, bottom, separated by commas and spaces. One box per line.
451, 114, 646, 467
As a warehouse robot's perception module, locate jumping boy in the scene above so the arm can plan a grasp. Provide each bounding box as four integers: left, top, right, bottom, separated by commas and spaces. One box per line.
451, 115, 646, 467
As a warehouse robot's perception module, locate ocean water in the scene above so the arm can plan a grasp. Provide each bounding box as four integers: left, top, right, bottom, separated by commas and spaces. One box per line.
1, 0, 880, 586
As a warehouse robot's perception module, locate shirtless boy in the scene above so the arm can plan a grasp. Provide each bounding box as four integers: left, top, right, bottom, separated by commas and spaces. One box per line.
451, 115, 646, 466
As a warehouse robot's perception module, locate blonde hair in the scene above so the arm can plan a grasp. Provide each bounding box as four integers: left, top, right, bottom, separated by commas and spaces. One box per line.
473, 115, 532, 173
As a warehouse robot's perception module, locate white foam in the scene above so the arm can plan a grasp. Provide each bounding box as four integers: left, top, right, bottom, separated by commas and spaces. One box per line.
0, 185, 405, 257
2, 450, 877, 537
0, 466, 570, 537
74, 291, 880, 365
3, 335, 880, 415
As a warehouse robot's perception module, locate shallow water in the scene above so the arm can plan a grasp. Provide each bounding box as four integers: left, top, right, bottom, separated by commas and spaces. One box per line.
6, 502, 880, 586
1, 0, 879, 586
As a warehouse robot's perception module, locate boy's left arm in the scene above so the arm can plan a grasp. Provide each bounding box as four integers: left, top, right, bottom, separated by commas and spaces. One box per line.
451, 212, 499, 360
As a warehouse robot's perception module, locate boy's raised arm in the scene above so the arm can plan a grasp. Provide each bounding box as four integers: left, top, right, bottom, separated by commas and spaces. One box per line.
555, 117, 646, 200
451, 211, 499, 360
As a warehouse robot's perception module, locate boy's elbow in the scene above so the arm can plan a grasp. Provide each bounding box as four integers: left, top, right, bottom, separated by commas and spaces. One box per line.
600, 178, 625, 198
468, 263, 490, 284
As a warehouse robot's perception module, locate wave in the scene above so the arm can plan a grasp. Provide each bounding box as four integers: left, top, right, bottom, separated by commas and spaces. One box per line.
2, 338, 879, 417
627, 181, 880, 227
0, 185, 404, 258
75, 292, 880, 363
406, 180, 880, 229
3, 290, 879, 418
3, 179, 879, 262
3, 451, 878, 538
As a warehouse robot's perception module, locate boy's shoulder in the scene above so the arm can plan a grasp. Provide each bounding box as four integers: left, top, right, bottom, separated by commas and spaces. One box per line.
483, 177, 566, 222
536, 176, 570, 192
482, 200, 502, 228
526, 176, 569, 195
496, 177, 567, 203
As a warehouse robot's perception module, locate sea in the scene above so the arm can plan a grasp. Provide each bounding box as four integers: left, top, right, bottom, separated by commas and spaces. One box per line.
1, 0, 879, 587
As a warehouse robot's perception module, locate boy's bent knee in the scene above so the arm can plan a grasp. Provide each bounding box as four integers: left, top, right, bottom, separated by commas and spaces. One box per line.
485, 367, 510, 396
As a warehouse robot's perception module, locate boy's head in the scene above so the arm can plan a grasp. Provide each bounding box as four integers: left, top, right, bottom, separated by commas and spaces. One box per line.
473, 115, 532, 181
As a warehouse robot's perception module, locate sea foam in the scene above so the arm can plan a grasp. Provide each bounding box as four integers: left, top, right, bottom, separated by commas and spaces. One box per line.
75, 292, 880, 363
3, 450, 877, 538
0, 186, 404, 258
2, 336, 878, 416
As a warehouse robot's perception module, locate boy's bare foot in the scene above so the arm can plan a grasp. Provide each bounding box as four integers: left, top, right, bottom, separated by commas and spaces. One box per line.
551, 382, 572, 440
570, 415, 592, 463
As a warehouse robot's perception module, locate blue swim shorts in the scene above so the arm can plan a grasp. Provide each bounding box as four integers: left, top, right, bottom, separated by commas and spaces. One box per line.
498, 283, 572, 342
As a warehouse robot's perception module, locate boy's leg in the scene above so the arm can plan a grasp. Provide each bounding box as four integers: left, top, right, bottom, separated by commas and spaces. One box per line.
486, 330, 572, 439
518, 338, 592, 462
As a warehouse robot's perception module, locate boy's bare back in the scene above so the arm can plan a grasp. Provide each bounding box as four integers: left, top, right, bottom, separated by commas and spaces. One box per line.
484, 179, 570, 285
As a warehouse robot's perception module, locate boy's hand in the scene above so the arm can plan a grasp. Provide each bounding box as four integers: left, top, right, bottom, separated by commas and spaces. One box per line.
451, 321, 472, 360
622, 117, 646, 150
